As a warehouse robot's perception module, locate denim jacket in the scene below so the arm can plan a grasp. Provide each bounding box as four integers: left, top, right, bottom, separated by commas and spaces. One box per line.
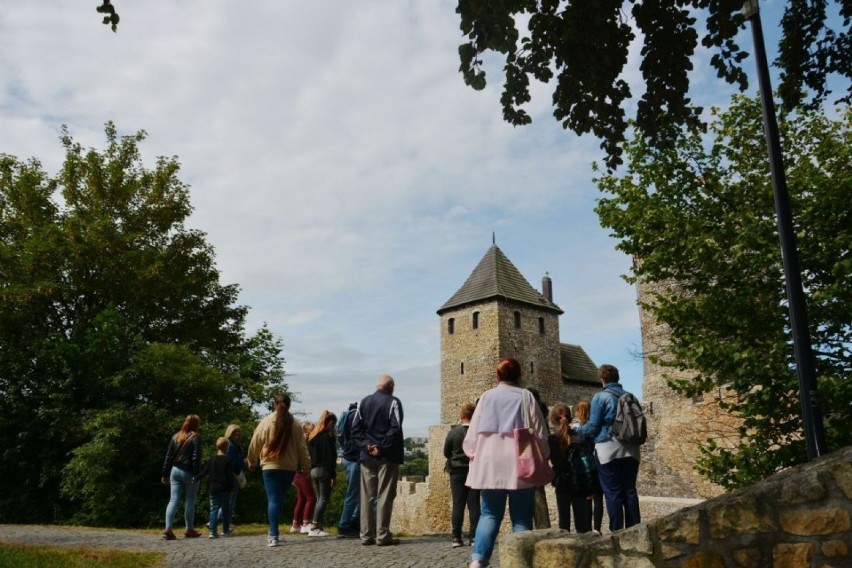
576, 383, 626, 444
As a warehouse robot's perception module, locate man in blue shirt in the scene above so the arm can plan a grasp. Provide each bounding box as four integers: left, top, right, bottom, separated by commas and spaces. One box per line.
576, 364, 641, 531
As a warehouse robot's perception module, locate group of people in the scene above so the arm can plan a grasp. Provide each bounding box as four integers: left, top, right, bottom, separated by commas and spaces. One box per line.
159, 359, 641, 568
159, 374, 406, 548
447, 358, 641, 568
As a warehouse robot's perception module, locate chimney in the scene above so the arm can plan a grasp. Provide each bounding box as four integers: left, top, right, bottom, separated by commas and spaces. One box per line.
542, 272, 553, 302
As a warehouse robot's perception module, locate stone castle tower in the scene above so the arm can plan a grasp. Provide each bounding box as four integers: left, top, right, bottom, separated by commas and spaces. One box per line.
637, 278, 738, 500
436, 244, 574, 420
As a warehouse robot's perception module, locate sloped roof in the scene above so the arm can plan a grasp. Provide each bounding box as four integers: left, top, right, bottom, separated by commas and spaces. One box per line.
560, 343, 599, 385
438, 245, 563, 315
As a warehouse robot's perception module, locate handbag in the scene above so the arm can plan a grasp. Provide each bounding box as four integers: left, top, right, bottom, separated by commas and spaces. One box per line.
514, 389, 554, 486
235, 470, 247, 489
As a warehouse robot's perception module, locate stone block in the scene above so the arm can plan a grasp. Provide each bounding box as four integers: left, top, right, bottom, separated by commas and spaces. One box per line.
657, 507, 701, 545
732, 547, 762, 568
780, 508, 851, 536
616, 523, 654, 554
499, 528, 566, 568
777, 470, 826, 504
707, 495, 776, 539
825, 460, 852, 500
821, 539, 848, 558
534, 538, 582, 567
772, 543, 814, 568
681, 551, 724, 568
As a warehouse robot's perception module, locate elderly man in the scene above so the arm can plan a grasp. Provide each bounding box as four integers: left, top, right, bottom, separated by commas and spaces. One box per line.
351, 374, 404, 546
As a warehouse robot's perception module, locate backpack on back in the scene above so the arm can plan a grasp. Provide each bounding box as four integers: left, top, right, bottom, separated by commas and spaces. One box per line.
337, 407, 359, 457
604, 388, 647, 445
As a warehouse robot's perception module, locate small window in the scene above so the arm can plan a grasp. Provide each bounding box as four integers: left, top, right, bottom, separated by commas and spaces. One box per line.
472, 311, 480, 329
530, 361, 534, 373
448, 318, 454, 335
538, 317, 545, 334
514, 311, 521, 329
460, 362, 464, 375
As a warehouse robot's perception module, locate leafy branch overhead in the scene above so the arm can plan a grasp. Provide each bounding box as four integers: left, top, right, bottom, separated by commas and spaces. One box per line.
456, 0, 851, 169
97, 0, 120, 32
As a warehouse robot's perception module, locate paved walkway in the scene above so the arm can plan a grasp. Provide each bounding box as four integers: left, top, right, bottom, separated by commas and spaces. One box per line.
0, 525, 499, 567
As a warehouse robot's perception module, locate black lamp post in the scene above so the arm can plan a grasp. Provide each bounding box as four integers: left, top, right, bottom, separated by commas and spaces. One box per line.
741, 0, 827, 460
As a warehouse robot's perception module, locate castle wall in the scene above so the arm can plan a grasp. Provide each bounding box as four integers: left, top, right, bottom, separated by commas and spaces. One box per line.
440, 302, 501, 424
637, 279, 736, 499
497, 302, 562, 409
440, 300, 564, 424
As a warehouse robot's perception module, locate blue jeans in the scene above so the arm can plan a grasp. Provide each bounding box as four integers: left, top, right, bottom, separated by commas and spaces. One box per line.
338, 458, 360, 531
262, 469, 295, 537
472, 487, 535, 564
165, 467, 199, 531
596, 456, 640, 531
217, 486, 238, 524
209, 490, 231, 535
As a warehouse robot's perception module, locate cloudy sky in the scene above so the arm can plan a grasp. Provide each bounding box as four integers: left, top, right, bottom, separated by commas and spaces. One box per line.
1, 1, 800, 436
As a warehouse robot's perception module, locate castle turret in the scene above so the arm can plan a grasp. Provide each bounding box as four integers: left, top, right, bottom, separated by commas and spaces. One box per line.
437, 245, 564, 423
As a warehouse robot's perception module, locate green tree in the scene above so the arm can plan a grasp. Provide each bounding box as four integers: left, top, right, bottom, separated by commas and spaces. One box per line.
594, 96, 851, 488
456, 0, 850, 168
0, 123, 289, 525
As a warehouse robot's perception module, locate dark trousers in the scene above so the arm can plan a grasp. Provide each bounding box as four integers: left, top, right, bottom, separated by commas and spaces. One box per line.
312, 474, 333, 526
449, 470, 480, 540
591, 491, 604, 532
554, 489, 592, 533
596, 456, 640, 531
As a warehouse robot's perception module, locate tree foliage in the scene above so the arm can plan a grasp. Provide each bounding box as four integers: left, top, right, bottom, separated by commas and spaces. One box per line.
0, 123, 289, 525
456, 0, 851, 169
594, 96, 851, 488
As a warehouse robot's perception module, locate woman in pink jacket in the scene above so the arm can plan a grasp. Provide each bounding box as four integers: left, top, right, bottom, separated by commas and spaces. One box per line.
463, 357, 550, 568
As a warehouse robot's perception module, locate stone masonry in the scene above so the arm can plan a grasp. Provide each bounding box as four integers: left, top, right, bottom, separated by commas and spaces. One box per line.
499, 444, 852, 568
637, 278, 740, 500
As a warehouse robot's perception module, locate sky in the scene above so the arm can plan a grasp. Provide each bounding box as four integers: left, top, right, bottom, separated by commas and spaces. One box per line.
0, 1, 813, 436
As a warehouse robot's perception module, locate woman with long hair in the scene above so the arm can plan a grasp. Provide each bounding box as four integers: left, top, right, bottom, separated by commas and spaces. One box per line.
246, 394, 311, 548
290, 421, 317, 534
463, 357, 550, 568
548, 403, 593, 532
161, 414, 203, 540
573, 400, 603, 534
306, 410, 338, 537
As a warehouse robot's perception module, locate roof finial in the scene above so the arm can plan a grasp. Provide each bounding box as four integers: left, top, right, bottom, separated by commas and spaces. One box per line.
492, 232, 496, 245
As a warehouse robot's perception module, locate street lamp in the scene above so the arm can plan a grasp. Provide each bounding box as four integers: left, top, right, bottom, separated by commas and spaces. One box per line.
741, 0, 827, 460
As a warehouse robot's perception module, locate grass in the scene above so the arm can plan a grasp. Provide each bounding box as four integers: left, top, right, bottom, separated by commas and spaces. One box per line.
0, 542, 163, 568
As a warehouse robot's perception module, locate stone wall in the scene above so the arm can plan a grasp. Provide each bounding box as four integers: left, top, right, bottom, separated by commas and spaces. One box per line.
499, 444, 852, 568
440, 300, 564, 423
637, 278, 736, 499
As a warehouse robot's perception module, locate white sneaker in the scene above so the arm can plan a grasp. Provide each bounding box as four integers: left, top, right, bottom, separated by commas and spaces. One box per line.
267, 536, 279, 547
308, 528, 330, 537
300, 525, 311, 534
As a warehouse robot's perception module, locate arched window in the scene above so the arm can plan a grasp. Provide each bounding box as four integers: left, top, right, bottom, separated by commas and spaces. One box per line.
530, 361, 535, 373
472, 311, 480, 329
448, 318, 454, 335
460, 362, 464, 375
513, 311, 521, 329
538, 317, 545, 334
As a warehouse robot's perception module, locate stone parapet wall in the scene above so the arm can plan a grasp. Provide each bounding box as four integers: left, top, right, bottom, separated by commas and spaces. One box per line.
499, 445, 852, 568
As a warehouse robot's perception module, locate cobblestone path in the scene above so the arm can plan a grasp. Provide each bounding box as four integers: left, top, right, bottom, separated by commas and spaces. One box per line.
0, 525, 500, 567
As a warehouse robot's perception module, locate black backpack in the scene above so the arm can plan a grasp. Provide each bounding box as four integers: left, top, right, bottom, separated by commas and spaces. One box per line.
604, 388, 648, 445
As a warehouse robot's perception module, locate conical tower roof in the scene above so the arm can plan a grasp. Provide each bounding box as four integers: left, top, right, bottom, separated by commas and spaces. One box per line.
438, 245, 563, 315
